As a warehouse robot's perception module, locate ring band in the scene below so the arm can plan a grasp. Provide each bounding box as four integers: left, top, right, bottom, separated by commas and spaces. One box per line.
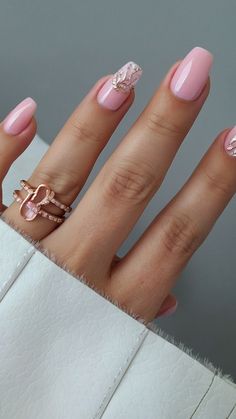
13, 191, 64, 224
13, 180, 72, 224
20, 180, 72, 213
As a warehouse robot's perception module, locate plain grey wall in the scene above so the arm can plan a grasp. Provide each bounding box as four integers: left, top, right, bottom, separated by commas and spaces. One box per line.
1, 0, 236, 379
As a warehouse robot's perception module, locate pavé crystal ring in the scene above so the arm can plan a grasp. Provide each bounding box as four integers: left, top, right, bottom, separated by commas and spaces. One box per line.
13, 180, 72, 224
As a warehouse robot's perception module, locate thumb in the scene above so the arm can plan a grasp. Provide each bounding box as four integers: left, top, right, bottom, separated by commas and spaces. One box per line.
0, 97, 37, 212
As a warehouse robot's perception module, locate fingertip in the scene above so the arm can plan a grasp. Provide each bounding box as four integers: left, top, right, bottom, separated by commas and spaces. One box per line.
2, 97, 37, 137
219, 126, 236, 159
156, 294, 178, 318
162, 60, 182, 88
162, 48, 213, 106
95, 62, 142, 112
14, 116, 37, 152
88, 74, 114, 98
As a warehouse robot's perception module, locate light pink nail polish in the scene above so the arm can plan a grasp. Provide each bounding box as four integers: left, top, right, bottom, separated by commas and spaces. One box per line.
170, 46, 213, 101
224, 126, 236, 157
3, 97, 37, 135
97, 61, 142, 111
158, 301, 178, 318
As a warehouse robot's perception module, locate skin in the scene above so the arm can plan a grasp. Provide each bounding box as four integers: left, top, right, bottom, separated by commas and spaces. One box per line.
1, 60, 236, 322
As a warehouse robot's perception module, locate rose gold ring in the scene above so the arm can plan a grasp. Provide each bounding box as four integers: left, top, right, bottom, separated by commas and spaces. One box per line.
13, 180, 72, 224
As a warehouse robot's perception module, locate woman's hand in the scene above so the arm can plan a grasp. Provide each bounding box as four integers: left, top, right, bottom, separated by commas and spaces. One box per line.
1, 47, 236, 322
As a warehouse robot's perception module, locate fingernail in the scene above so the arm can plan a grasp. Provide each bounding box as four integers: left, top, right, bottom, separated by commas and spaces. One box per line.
97, 61, 142, 111
224, 126, 236, 157
3, 97, 37, 135
157, 301, 178, 318
170, 46, 213, 101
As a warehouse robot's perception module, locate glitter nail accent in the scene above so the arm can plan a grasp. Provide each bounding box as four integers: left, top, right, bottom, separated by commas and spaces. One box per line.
226, 135, 236, 157
112, 61, 142, 93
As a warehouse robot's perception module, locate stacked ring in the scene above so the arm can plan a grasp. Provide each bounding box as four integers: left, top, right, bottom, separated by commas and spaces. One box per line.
13, 180, 72, 224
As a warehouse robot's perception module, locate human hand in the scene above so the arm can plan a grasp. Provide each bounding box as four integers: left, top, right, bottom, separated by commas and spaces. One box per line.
1, 47, 236, 322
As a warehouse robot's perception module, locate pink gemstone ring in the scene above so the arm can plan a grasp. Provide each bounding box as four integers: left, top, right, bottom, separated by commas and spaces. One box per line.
13, 180, 72, 223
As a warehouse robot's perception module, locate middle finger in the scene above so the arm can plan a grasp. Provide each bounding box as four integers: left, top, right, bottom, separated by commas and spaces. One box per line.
42, 47, 213, 282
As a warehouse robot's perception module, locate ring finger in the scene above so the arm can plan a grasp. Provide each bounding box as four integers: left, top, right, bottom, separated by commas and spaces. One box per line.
2, 62, 141, 239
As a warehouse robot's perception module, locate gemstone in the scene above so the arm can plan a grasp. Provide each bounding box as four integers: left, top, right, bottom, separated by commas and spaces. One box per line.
24, 201, 39, 219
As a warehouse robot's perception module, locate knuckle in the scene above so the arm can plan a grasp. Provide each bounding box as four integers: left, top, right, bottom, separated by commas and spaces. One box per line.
70, 119, 102, 146
31, 165, 78, 199
103, 159, 157, 205
203, 169, 232, 197
160, 213, 200, 257
145, 110, 185, 138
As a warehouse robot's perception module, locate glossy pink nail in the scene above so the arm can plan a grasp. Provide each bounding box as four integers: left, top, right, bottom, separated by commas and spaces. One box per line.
3, 97, 37, 135
97, 61, 142, 111
224, 126, 236, 157
170, 47, 213, 101
158, 301, 178, 318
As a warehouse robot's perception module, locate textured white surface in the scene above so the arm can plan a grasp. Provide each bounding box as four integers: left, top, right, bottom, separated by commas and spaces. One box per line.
0, 238, 147, 419
0, 215, 236, 418
191, 376, 236, 418
0, 218, 35, 301
0, 135, 235, 418
102, 331, 232, 419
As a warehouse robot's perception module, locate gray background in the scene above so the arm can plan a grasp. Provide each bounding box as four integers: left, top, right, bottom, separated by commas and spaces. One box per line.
1, 0, 236, 379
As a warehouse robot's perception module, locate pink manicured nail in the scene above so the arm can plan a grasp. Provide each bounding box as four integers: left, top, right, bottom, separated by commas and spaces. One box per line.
3, 97, 37, 135
158, 301, 178, 318
97, 61, 142, 111
170, 46, 213, 101
224, 126, 236, 157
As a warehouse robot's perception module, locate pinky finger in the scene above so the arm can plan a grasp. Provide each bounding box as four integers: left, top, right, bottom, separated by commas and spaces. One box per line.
0, 97, 37, 212
155, 294, 178, 318
111, 253, 178, 319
